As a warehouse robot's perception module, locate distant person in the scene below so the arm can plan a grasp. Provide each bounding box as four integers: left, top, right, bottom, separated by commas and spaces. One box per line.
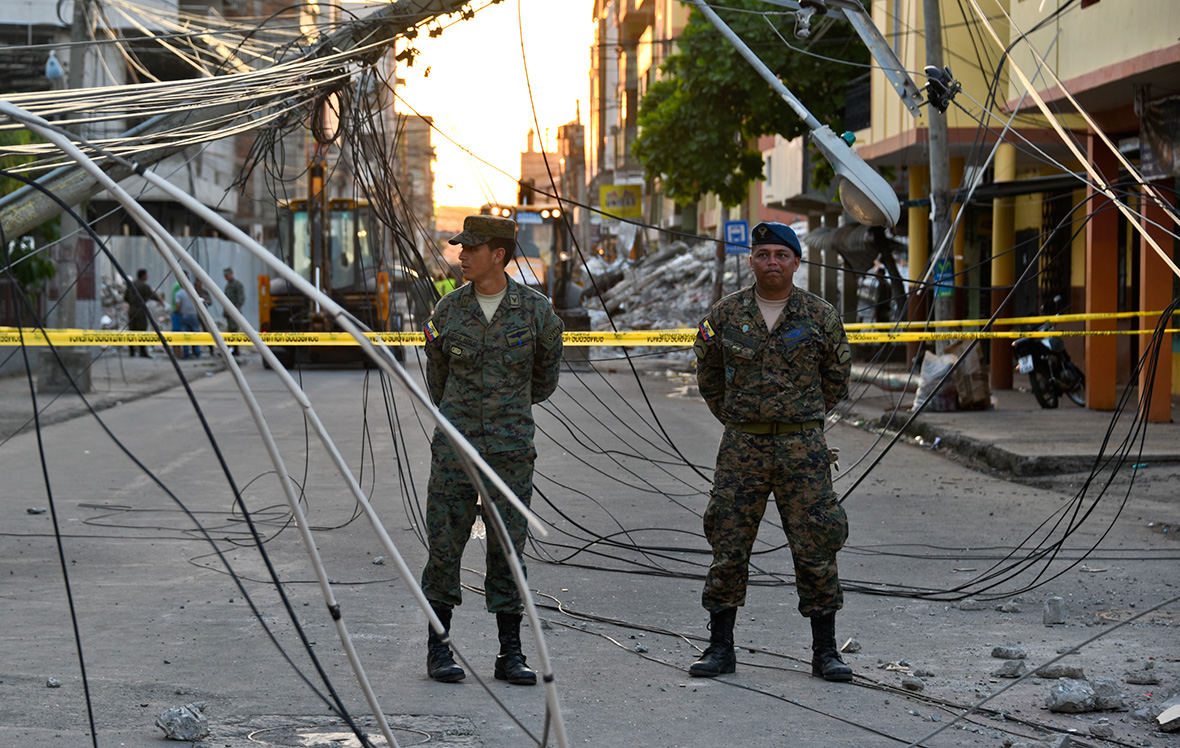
123, 268, 162, 358
174, 281, 202, 360
222, 267, 246, 358
433, 268, 457, 298
689, 222, 853, 683
419, 215, 563, 686
170, 279, 183, 357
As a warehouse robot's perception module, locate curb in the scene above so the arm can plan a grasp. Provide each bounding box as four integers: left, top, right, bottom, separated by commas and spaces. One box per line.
843, 408, 1180, 478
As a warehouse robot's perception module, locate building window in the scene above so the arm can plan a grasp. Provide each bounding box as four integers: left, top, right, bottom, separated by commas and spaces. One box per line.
765, 156, 773, 186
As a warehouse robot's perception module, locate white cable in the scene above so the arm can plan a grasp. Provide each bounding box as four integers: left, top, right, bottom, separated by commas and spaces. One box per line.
8, 102, 411, 748
0, 96, 570, 748
0, 100, 568, 745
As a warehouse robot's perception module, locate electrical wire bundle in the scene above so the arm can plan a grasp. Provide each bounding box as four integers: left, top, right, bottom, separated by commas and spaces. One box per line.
4, 1, 1180, 746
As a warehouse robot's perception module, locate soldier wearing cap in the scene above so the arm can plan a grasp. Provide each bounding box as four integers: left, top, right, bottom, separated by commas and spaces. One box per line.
689, 221, 853, 682
419, 214, 564, 686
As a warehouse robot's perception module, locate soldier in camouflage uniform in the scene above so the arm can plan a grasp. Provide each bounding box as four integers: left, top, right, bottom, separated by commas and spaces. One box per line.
689, 221, 853, 682
419, 214, 564, 686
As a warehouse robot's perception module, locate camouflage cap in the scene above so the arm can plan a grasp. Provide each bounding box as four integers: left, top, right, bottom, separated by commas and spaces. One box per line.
750, 221, 802, 257
448, 215, 517, 246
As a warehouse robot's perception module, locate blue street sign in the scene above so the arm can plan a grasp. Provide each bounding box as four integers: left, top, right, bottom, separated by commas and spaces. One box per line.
724, 220, 749, 254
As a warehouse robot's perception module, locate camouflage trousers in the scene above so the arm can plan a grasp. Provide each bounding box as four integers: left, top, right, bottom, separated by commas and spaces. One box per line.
420, 434, 535, 614
702, 426, 848, 617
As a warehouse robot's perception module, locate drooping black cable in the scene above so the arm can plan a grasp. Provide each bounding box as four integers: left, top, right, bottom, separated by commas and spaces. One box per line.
1, 170, 376, 747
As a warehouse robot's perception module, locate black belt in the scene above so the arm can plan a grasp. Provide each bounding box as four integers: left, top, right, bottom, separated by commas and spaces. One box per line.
725, 419, 822, 435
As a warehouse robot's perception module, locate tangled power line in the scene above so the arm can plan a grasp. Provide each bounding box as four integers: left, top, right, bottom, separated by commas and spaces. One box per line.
3, 0, 1180, 746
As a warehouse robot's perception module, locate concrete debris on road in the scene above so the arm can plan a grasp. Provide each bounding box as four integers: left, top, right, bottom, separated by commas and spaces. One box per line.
371, 556, 385, 565
900, 676, 925, 691
996, 601, 1023, 613
156, 702, 210, 741
26, 507, 47, 514
1046, 679, 1097, 713
840, 637, 861, 653
959, 599, 990, 611
1123, 661, 1159, 685
1043, 596, 1066, 625
1089, 719, 1115, 738
1045, 678, 1122, 713
1034, 663, 1085, 679
993, 660, 1028, 678
45, 677, 60, 688
992, 643, 1027, 659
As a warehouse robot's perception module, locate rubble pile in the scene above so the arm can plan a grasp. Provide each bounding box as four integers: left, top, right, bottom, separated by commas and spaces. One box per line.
583, 240, 729, 331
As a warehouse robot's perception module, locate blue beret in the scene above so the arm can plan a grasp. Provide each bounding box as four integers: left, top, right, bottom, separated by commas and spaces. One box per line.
750, 222, 802, 257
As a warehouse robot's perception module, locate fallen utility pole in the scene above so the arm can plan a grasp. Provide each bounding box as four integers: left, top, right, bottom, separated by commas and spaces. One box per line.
0, 0, 471, 240
687, 0, 900, 226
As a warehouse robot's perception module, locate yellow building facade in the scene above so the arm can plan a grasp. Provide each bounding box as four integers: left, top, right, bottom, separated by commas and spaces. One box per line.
857, 0, 1179, 420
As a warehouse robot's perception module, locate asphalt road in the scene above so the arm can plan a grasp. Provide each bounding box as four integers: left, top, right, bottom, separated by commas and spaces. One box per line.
2, 354, 1177, 747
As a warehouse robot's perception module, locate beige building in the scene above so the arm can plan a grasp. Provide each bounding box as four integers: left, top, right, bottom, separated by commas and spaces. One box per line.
854, 0, 1179, 420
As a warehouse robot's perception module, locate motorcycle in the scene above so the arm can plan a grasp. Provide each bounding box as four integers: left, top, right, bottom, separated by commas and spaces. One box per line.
1013, 316, 1086, 409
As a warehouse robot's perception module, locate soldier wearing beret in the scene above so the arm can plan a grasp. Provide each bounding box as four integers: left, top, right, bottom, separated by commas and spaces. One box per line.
419, 214, 564, 686
689, 221, 853, 682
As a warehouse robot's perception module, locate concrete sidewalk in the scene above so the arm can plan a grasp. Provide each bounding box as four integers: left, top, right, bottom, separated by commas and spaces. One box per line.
843, 363, 1180, 476
0, 345, 229, 443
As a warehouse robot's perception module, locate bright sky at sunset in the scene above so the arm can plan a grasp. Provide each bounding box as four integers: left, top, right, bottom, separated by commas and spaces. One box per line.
394, 1, 597, 210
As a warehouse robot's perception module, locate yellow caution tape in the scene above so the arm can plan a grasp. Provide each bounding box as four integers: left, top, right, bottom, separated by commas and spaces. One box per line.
846, 309, 1179, 331
2, 319, 1176, 348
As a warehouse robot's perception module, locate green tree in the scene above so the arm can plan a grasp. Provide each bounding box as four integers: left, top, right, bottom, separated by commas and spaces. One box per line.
633, 1, 868, 207
1, 129, 59, 306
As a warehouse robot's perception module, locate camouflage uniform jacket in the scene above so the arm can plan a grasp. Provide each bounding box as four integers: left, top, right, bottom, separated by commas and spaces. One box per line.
424, 275, 563, 454
695, 285, 850, 424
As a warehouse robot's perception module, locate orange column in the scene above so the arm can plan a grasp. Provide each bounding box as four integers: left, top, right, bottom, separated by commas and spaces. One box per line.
1139, 182, 1174, 423
950, 157, 967, 321
1085, 135, 1118, 410
907, 167, 929, 364
990, 144, 1015, 390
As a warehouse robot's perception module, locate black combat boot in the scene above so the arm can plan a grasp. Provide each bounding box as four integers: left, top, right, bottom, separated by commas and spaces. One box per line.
810, 612, 852, 682
426, 603, 465, 683
493, 612, 537, 685
689, 607, 737, 677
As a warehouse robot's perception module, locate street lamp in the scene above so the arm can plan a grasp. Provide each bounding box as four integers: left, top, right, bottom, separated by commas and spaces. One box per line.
687, 0, 900, 227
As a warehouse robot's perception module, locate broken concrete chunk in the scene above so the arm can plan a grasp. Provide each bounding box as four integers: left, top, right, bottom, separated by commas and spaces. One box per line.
995, 602, 1022, 613
156, 702, 210, 741
1046, 678, 1096, 713
1034, 663, 1084, 679
46, 677, 61, 688
993, 660, 1028, 678
1124, 662, 1159, 685
992, 643, 1027, 659
840, 637, 861, 654
371, 556, 385, 565
1158, 703, 1180, 732
1089, 723, 1114, 738
1090, 677, 1122, 710
900, 676, 925, 692
1043, 596, 1066, 625
959, 599, 990, 611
